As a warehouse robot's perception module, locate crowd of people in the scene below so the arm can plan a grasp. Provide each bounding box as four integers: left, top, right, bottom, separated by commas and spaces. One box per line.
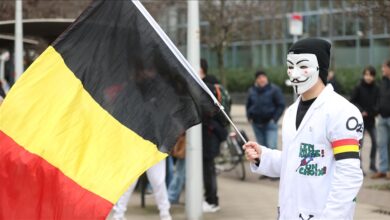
327, 61, 390, 180
358, 60, 390, 180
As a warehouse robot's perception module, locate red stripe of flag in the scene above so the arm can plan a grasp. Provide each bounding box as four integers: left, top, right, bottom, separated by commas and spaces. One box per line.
331, 139, 359, 148
0, 131, 113, 220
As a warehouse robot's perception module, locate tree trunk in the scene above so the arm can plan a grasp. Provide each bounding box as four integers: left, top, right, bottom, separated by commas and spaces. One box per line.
216, 46, 226, 86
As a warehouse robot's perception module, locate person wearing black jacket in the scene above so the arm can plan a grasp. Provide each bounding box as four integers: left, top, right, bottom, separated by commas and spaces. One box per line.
350, 66, 380, 172
200, 59, 227, 212
246, 70, 285, 149
372, 59, 390, 179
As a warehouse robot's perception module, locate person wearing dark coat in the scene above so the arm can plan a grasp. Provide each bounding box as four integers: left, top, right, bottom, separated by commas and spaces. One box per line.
200, 58, 226, 212
350, 66, 380, 172
372, 59, 390, 179
246, 70, 285, 150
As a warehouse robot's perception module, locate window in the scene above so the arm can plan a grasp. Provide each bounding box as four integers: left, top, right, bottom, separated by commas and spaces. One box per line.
372, 17, 386, 35
320, 0, 330, 9
308, 0, 319, 11
344, 12, 356, 36
306, 15, 318, 37
320, 13, 330, 36
273, 18, 284, 40
332, 13, 344, 36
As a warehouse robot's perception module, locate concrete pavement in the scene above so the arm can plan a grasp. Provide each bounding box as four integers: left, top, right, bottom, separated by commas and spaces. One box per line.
114, 172, 390, 220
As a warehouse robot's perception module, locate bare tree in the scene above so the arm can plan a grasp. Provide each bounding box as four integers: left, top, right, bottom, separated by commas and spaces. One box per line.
142, 0, 178, 16
0, 0, 167, 20
0, 0, 92, 20
354, 0, 390, 20
353, 0, 390, 38
200, 0, 277, 86
0, 1, 13, 20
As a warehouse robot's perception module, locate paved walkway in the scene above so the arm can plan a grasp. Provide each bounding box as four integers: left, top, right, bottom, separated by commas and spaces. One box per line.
110, 104, 390, 220
114, 173, 390, 220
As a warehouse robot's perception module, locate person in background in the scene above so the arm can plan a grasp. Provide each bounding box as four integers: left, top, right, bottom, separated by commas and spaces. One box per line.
327, 70, 343, 94
246, 70, 285, 150
200, 58, 219, 84
372, 59, 390, 180
200, 58, 227, 212
112, 159, 172, 220
165, 157, 174, 192
350, 66, 380, 173
167, 134, 186, 204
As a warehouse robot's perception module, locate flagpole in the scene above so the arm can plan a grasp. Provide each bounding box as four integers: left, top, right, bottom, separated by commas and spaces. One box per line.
186, 0, 203, 219
14, 0, 24, 80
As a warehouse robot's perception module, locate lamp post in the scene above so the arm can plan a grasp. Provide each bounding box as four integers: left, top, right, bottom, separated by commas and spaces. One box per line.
185, 1, 203, 220
15, 0, 24, 80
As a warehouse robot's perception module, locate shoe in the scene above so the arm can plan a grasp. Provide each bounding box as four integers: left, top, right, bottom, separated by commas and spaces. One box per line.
203, 201, 220, 213
386, 172, 390, 180
159, 210, 172, 220
371, 172, 386, 179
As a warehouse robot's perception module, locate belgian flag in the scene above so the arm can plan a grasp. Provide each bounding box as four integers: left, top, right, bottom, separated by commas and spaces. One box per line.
0, 0, 216, 219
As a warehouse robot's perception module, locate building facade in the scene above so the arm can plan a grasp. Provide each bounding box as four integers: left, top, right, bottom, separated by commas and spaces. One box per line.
159, 0, 390, 70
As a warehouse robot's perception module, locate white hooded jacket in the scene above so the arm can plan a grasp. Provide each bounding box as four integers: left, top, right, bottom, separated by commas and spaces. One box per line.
251, 85, 364, 220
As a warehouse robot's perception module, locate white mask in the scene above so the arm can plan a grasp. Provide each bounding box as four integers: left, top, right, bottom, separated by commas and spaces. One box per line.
286, 53, 319, 94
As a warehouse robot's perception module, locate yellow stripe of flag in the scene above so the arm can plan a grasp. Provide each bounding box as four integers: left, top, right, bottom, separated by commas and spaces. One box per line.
0, 47, 167, 203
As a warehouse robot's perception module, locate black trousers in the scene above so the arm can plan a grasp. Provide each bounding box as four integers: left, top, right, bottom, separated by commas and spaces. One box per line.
203, 157, 218, 206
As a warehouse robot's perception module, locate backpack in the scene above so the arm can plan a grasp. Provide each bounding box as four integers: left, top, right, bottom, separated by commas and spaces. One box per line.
214, 84, 232, 115
214, 84, 232, 127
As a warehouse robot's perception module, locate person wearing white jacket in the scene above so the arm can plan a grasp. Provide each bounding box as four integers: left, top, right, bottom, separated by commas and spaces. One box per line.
244, 38, 364, 220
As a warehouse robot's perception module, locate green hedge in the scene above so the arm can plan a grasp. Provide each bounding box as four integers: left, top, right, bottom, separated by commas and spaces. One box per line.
210, 66, 381, 95
333, 67, 362, 94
